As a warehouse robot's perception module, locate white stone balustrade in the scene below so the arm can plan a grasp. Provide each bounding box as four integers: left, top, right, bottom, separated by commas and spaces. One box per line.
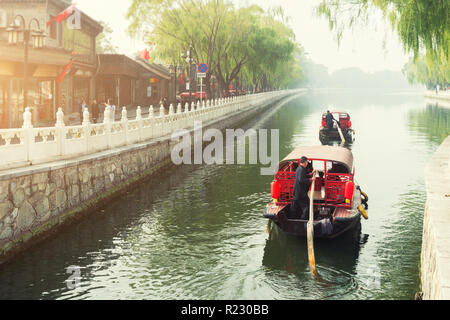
0, 90, 300, 169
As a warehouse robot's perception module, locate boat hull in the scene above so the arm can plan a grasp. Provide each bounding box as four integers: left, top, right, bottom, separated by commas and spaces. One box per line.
319, 128, 354, 143
264, 202, 362, 239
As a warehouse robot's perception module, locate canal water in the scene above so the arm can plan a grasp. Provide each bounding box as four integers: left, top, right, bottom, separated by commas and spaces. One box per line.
0, 89, 448, 300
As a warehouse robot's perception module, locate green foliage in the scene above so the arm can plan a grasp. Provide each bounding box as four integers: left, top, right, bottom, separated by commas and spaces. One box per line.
126, 0, 304, 95
409, 105, 450, 144
96, 21, 119, 54
402, 51, 450, 88
316, 0, 450, 61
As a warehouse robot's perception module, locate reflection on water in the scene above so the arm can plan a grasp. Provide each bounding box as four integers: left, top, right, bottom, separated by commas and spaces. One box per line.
262, 220, 368, 299
409, 103, 450, 144
0, 89, 446, 300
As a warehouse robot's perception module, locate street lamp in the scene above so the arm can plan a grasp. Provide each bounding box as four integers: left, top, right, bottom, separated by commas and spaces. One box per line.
181, 45, 195, 104
6, 15, 46, 110
6, 23, 19, 44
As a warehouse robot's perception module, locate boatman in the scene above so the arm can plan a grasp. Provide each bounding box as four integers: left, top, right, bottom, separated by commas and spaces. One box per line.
290, 156, 317, 220
325, 110, 336, 130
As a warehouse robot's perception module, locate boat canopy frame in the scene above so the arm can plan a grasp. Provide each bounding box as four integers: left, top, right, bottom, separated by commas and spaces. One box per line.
279, 146, 354, 172
275, 146, 355, 208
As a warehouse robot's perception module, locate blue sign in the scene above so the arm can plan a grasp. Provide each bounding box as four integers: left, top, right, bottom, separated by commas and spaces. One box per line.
198, 63, 208, 73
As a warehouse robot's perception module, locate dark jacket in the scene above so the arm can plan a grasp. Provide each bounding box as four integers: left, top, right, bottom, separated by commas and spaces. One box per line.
325, 112, 335, 128
292, 166, 312, 205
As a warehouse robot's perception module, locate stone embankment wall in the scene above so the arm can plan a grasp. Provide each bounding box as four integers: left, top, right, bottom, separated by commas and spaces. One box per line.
0, 90, 303, 264
421, 135, 450, 299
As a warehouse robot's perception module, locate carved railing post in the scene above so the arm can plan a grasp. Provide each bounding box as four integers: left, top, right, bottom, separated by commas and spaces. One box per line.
103, 105, 112, 148
148, 105, 154, 138
55, 107, 65, 156
82, 107, 91, 152
22, 107, 33, 162
176, 103, 182, 130
159, 104, 165, 136
136, 106, 143, 142
121, 107, 129, 144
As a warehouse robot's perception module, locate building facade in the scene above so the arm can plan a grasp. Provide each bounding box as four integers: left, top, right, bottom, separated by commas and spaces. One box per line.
0, 0, 102, 128
96, 54, 170, 109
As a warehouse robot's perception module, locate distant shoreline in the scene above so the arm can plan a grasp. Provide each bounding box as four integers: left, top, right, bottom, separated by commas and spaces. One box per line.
307, 87, 424, 93
424, 91, 450, 109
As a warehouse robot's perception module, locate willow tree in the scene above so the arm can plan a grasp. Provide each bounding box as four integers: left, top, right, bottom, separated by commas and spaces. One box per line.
317, 0, 449, 89
127, 0, 304, 96
212, 5, 262, 95
403, 52, 450, 88
240, 10, 302, 91
317, 0, 449, 57
127, 0, 232, 97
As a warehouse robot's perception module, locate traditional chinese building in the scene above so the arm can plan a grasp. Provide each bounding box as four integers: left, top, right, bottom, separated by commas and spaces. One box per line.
0, 0, 102, 128
96, 54, 170, 108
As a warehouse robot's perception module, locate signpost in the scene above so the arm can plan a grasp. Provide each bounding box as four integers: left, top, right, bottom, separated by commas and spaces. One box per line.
197, 63, 208, 103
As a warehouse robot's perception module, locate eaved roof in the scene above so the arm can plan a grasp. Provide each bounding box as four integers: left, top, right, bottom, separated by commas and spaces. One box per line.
280, 146, 354, 171
135, 59, 171, 80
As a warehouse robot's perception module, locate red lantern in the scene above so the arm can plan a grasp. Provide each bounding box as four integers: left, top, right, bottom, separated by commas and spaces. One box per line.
344, 181, 355, 204
271, 181, 281, 199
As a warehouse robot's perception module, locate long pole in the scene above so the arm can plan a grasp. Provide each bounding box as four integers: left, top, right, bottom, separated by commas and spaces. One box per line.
335, 120, 345, 145
307, 172, 318, 277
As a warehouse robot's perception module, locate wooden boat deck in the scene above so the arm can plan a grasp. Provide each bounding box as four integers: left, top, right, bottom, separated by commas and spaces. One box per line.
334, 207, 358, 220
267, 203, 356, 220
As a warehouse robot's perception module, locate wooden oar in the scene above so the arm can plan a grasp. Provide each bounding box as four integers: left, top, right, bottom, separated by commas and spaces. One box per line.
307, 172, 318, 276
335, 120, 346, 145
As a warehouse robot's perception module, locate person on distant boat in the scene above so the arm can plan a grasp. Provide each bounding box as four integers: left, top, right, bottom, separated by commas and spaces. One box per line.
325, 110, 336, 130
290, 156, 318, 220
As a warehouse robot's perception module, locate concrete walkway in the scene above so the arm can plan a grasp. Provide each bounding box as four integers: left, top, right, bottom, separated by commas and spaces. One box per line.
421, 135, 450, 299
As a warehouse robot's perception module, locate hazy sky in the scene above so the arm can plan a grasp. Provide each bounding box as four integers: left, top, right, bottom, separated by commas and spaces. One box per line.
74, 0, 411, 73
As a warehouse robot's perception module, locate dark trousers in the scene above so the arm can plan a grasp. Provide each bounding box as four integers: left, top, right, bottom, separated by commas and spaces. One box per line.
290, 201, 309, 220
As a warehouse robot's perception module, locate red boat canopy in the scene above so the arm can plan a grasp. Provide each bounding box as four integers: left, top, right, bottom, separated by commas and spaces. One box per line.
322, 112, 350, 118
279, 146, 354, 171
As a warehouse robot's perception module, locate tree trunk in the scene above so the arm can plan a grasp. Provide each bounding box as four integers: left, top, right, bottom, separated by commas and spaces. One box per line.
205, 72, 212, 100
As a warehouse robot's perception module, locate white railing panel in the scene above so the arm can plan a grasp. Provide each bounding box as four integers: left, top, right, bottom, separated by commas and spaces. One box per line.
0, 90, 299, 168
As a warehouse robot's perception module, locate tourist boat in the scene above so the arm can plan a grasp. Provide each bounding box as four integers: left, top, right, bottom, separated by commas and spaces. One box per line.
263, 146, 368, 239
319, 111, 355, 143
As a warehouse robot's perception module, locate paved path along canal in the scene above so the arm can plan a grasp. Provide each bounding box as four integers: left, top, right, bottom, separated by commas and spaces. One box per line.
0, 89, 448, 299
